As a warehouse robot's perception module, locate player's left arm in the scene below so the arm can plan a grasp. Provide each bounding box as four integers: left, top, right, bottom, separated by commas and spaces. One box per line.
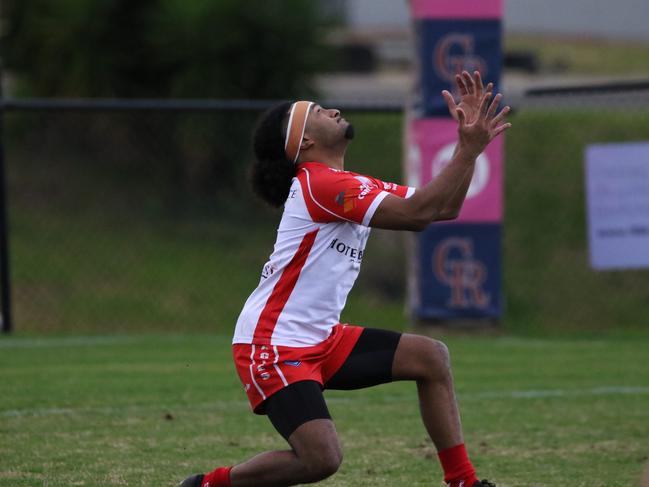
367, 145, 472, 223
369, 72, 510, 231
429, 142, 475, 221
435, 71, 495, 219
426, 71, 506, 221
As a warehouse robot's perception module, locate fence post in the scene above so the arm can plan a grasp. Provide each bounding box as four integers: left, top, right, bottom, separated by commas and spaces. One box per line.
0, 63, 13, 334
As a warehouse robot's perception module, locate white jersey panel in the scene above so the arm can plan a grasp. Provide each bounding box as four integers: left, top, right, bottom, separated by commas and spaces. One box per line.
232, 162, 413, 348
269, 222, 370, 346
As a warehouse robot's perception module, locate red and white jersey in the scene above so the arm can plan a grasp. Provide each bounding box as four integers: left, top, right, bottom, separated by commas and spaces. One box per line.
232, 161, 415, 347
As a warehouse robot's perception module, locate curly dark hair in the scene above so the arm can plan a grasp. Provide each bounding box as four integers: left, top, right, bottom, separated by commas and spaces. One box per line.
249, 102, 296, 207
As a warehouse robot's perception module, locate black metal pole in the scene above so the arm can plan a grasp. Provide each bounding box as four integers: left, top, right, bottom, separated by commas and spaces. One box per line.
0, 62, 13, 334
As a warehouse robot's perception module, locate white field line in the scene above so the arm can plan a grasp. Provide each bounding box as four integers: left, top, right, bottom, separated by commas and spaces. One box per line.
2, 386, 649, 418
0, 336, 142, 349
325, 386, 649, 404
0, 334, 224, 349
0, 400, 250, 418
468, 385, 649, 399
0, 334, 624, 350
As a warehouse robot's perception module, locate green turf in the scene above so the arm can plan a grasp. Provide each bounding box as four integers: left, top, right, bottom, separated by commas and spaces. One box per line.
505, 110, 649, 333
1, 333, 648, 486
505, 34, 649, 75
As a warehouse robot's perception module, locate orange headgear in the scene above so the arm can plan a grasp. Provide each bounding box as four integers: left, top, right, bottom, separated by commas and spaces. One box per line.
284, 101, 314, 164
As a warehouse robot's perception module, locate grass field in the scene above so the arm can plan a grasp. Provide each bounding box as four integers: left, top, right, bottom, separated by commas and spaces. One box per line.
3, 35, 649, 487
505, 34, 649, 75
2, 332, 649, 487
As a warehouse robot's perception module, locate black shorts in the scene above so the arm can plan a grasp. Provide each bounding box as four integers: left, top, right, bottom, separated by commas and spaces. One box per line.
264, 327, 402, 440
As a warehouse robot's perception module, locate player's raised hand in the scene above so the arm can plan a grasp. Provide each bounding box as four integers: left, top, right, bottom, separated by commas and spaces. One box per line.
442, 70, 494, 124
455, 90, 512, 158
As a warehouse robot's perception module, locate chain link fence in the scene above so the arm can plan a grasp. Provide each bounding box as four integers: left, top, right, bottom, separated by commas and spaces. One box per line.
1, 100, 407, 334
1, 87, 648, 335
505, 82, 649, 333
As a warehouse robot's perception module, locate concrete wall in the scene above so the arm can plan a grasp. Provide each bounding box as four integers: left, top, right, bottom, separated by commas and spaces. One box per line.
345, 0, 410, 28
505, 0, 649, 41
344, 0, 649, 41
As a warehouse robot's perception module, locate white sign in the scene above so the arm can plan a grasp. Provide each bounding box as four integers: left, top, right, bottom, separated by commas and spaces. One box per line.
585, 142, 649, 270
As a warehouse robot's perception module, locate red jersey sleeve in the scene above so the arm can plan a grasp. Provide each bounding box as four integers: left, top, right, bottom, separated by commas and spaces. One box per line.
297, 164, 415, 226
365, 175, 416, 199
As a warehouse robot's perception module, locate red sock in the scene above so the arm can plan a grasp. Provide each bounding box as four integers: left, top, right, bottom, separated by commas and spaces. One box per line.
202, 466, 232, 487
437, 444, 478, 487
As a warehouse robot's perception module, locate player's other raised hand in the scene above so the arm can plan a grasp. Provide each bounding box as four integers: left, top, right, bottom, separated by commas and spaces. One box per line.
442, 70, 491, 124
442, 70, 511, 158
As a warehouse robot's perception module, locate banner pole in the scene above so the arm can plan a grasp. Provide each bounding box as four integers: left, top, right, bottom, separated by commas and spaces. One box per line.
0, 61, 13, 334
407, 0, 504, 327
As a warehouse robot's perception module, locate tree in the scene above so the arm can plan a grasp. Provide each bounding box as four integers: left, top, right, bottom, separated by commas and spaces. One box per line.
3, 0, 330, 99
2, 0, 334, 202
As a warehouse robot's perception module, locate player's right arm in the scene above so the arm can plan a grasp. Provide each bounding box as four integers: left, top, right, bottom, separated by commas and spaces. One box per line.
370, 73, 511, 232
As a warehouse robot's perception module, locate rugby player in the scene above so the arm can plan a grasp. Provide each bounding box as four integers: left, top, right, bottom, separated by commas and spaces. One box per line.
180, 71, 511, 487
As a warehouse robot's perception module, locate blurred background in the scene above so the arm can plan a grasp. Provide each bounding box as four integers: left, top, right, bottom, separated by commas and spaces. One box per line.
1, 0, 648, 336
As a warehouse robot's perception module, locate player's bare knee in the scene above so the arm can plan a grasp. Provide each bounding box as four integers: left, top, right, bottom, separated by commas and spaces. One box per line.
302, 446, 342, 481
420, 337, 451, 381
293, 428, 342, 482
434, 339, 450, 367
317, 447, 343, 479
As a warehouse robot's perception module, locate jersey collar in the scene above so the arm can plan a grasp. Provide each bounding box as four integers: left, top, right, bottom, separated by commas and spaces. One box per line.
297, 161, 341, 172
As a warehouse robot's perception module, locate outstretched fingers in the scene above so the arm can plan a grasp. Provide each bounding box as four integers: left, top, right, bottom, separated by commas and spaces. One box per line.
473, 71, 484, 98
491, 103, 510, 126
491, 105, 511, 125
449, 73, 512, 138
442, 90, 458, 113
456, 108, 467, 127
455, 74, 469, 96
478, 91, 493, 116
462, 71, 476, 95
492, 120, 512, 137
490, 105, 512, 136
486, 93, 503, 118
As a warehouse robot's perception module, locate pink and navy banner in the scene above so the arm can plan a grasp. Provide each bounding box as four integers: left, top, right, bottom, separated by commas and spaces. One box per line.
415, 224, 502, 319
407, 0, 505, 320
411, 0, 503, 19
411, 0, 503, 118
408, 118, 503, 222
